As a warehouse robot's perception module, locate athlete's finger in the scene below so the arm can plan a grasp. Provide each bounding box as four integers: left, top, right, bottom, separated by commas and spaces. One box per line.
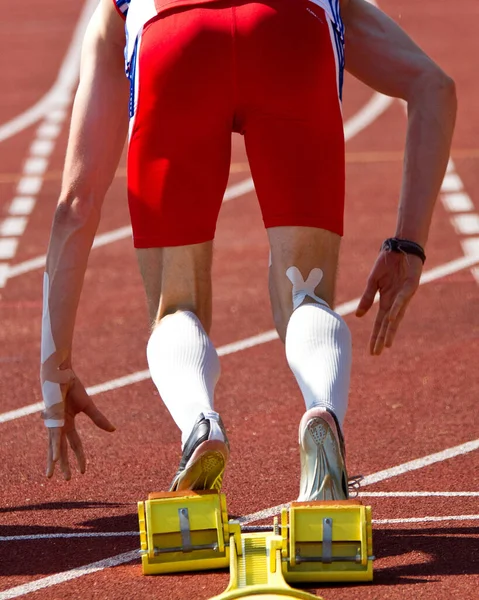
369, 306, 387, 355
59, 434, 71, 481
388, 285, 414, 323
83, 403, 116, 432
46, 432, 55, 478
67, 430, 86, 474
356, 277, 378, 317
373, 310, 391, 355
51, 427, 62, 463
384, 303, 408, 349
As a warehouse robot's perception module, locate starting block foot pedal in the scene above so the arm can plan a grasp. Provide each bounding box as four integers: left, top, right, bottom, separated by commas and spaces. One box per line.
282, 501, 374, 583
138, 490, 241, 575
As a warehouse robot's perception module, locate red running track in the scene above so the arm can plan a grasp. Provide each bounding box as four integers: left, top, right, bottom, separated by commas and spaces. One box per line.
0, 1, 478, 599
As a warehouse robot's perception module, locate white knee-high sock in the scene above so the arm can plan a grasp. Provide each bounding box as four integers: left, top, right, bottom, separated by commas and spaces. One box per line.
146, 311, 221, 446
285, 303, 352, 428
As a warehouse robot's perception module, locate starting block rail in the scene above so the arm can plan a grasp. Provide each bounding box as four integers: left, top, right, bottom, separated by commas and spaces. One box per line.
138, 490, 374, 599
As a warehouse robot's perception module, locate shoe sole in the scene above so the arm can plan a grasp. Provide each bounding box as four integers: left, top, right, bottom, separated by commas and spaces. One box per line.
170, 440, 228, 492
298, 413, 348, 502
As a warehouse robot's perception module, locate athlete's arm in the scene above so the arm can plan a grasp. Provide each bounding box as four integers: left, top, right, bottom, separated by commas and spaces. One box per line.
342, 0, 457, 354
42, 0, 129, 479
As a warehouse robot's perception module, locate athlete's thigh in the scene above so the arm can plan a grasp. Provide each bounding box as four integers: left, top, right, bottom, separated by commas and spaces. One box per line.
239, 0, 345, 236
128, 6, 233, 249
268, 226, 341, 341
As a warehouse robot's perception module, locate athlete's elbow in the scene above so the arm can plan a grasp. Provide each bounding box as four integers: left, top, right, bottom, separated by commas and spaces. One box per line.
53, 190, 101, 235
410, 63, 457, 112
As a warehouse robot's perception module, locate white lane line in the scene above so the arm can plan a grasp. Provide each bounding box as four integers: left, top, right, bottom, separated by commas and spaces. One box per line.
23, 157, 48, 176
223, 178, 255, 201
360, 439, 479, 487
16, 177, 42, 196
0, 550, 138, 600
0, 0, 100, 288
441, 191, 474, 212
438, 159, 479, 283
30, 139, 54, 158
0, 0, 98, 144
441, 173, 463, 193
451, 214, 479, 235
359, 491, 479, 498
0, 239, 18, 260
0, 218, 27, 237
343, 93, 393, 141
461, 237, 479, 260
8, 197, 36, 216
2, 252, 479, 426
373, 515, 479, 525
0, 532, 138, 542
2, 90, 392, 286
0, 265, 9, 287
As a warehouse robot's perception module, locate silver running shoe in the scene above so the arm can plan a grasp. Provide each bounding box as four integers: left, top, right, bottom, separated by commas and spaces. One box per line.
169, 411, 229, 492
297, 407, 349, 501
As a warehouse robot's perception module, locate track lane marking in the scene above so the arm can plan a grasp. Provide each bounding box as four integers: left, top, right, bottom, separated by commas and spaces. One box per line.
373, 515, 479, 525
0, 0, 98, 144
0, 551, 138, 600
0, 0, 99, 287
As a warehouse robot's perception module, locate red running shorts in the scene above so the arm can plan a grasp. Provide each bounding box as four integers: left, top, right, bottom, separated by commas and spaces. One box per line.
127, 0, 345, 247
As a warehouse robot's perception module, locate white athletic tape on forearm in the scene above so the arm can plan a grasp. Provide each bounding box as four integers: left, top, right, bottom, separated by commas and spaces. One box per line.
41, 272, 66, 427
44, 419, 65, 427
41, 273, 56, 364
286, 266, 329, 310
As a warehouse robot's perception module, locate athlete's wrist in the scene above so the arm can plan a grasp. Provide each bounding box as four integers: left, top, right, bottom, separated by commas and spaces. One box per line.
381, 237, 426, 264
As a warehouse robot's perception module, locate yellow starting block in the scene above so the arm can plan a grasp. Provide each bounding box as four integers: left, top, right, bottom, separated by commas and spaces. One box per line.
138, 491, 374, 599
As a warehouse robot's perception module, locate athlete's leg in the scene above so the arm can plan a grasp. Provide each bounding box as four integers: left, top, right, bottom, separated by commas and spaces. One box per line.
238, 0, 349, 499
127, 6, 234, 489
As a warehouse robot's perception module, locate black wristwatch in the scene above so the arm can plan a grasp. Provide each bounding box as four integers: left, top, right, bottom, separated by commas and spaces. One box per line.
381, 237, 426, 264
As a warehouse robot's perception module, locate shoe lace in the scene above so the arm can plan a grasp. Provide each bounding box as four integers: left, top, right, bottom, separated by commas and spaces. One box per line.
347, 474, 363, 498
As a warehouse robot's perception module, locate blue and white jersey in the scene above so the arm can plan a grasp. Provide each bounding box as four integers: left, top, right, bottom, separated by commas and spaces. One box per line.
114, 0, 130, 18
311, 0, 345, 99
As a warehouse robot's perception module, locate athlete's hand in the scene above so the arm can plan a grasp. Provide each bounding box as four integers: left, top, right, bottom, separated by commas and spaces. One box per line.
355, 251, 423, 355
44, 376, 115, 480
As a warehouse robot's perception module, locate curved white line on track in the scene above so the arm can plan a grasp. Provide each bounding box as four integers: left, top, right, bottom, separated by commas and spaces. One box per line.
0, 0, 98, 144
0, 551, 138, 600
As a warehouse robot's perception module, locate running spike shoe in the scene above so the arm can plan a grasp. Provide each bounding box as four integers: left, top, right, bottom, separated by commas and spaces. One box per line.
297, 406, 349, 501
169, 411, 229, 492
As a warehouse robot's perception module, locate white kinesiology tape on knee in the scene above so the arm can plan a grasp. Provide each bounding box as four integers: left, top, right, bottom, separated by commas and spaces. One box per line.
286, 266, 329, 310
146, 311, 221, 446
41, 273, 72, 428
285, 302, 352, 427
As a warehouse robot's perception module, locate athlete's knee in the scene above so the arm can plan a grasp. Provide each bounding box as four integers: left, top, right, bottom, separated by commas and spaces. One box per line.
272, 263, 336, 342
